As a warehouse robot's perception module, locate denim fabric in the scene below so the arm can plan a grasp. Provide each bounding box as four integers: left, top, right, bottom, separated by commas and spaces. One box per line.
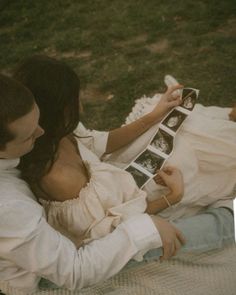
125, 207, 235, 268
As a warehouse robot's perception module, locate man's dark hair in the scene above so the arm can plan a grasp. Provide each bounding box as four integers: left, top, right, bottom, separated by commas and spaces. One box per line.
0, 74, 35, 150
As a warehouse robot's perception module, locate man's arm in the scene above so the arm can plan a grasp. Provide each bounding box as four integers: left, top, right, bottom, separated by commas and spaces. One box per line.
126, 206, 234, 269
0, 202, 164, 290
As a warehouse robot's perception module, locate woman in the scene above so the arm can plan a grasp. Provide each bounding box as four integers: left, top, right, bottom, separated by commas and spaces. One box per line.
13, 55, 236, 247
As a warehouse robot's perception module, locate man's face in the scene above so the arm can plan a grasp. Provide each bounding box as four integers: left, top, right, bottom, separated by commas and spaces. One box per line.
0, 103, 44, 159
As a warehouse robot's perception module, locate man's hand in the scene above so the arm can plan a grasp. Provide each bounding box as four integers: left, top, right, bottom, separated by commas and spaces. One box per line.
151, 215, 186, 260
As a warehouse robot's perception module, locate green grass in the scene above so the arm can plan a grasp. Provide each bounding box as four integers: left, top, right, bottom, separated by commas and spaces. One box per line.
0, 0, 236, 129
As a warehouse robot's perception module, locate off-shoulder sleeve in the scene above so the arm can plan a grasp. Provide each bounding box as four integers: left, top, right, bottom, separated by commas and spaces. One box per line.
73, 122, 109, 158
40, 180, 148, 247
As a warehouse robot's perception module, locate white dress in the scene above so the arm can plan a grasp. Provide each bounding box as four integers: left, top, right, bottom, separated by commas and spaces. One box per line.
107, 95, 236, 220
40, 89, 236, 247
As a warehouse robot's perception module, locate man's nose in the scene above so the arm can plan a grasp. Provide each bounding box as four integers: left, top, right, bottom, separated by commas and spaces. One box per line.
35, 126, 45, 138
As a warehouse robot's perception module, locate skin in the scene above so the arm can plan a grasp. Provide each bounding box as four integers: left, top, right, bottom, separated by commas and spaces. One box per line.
146, 166, 184, 214
151, 215, 185, 260
0, 103, 44, 159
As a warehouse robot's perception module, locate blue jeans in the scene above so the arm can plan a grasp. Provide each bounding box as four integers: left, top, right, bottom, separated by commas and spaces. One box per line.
126, 207, 235, 268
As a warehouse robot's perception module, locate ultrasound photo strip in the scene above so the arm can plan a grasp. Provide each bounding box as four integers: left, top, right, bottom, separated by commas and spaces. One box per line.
125, 88, 199, 188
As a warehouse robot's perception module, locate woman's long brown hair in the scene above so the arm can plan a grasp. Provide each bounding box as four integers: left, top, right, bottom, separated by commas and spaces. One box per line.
13, 55, 80, 186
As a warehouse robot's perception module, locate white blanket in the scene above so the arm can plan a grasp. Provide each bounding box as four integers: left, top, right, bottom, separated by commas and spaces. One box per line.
36, 243, 236, 295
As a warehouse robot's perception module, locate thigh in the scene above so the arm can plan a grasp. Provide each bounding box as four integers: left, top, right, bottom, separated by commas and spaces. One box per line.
125, 207, 234, 269
172, 207, 234, 252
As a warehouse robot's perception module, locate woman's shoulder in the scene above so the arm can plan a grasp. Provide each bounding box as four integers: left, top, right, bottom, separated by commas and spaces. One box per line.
40, 162, 88, 202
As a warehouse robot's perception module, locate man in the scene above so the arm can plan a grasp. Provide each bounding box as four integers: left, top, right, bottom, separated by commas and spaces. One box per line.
0, 74, 234, 295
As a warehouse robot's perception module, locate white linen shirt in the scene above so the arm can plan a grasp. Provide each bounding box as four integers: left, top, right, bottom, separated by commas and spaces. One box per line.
0, 125, 162, 295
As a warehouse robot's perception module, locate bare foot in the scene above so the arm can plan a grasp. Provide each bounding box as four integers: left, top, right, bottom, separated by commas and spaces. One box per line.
229, 104, 236, 121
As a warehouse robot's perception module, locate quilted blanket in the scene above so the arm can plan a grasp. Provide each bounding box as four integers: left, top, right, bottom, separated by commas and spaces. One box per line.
36, 243, 236, 295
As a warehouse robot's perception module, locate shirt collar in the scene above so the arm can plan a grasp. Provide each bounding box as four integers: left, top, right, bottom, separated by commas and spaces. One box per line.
0, 158, 20, 170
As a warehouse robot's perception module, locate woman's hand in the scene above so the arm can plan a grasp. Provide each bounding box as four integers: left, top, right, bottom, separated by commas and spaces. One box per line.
153, 166, 184, 205
105, 85, 183, 154
151, 84, 183, 122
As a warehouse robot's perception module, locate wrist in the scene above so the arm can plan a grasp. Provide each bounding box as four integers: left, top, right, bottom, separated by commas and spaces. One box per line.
145, 110, 162, 126
167, 191, 183, 205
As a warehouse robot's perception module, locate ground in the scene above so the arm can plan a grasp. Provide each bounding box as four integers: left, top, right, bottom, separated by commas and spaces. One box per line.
0, 0, 235, 129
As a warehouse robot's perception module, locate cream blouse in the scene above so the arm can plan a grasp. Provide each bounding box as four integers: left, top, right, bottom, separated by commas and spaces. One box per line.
40, 124, 147, 247
40, 94, 236, 249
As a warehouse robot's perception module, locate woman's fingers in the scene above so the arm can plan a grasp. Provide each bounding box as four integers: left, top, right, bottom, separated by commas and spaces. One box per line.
169, 96, 182, 107
161, 166, 177, 174
157, 169, 168, 179
169, 94, 181, 101
154, 166, 181, 187
166, 84, 184, 107
167, 84, 184, 94
153, 174, 166, 186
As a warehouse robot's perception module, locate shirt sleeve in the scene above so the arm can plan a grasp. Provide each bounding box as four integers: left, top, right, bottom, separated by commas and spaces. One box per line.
0, 200, 162, 290
73, 122, 109, 158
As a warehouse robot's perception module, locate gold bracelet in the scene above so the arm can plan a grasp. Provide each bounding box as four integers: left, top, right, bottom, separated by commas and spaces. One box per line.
162, 195, 172, 208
